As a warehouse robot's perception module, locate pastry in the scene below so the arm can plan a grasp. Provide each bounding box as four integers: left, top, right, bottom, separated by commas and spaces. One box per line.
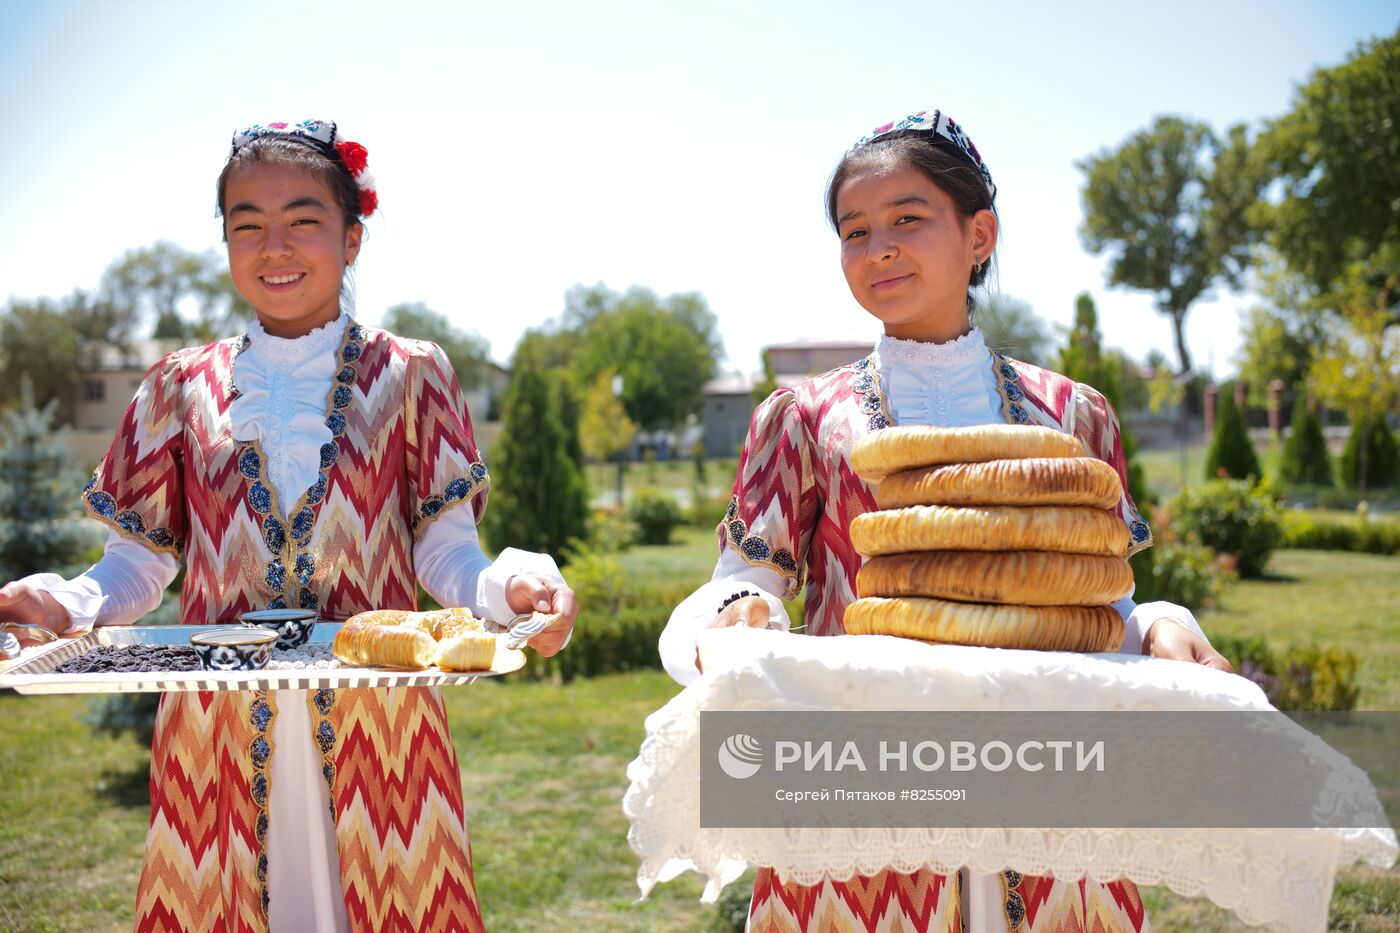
332, 619, 439, 669
849, 504, 1129, 557
857, 550, 1134, 605
876, 457, 1122, 510
850, 424, 1084, 482
844, 596, 1123, 652
436, 631, 499, 672
408, 607, 484, 641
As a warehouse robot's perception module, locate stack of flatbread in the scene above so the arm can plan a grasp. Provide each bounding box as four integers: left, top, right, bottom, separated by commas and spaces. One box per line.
845, 425, 1132, 652
332, 607, 507, 671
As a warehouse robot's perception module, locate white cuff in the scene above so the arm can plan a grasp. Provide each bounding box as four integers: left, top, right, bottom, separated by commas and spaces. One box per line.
1115, 596, 1210, 655
13, 572, 106, 636
659, 579, 789, 686
478, 547, 571, 651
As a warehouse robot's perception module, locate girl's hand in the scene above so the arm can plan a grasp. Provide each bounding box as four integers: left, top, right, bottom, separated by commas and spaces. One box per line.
696, 595, 772, 672
0, 582, 72, 645
505, 575, 577, 657
1142, 619, 1234, 672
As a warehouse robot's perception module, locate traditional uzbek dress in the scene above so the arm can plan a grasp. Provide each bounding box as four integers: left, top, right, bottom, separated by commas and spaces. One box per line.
24, 315, 554, 933
660, 329, 1211, 933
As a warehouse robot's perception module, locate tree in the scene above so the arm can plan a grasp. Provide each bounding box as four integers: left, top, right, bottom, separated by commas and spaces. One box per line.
979, 294, 1052, 366
1279, 396, 1333, 487
481, 346, 588, 562
1236, 258, 1330, 406
0, 382, 99, 582
1309, 274, 1400, 498
1251, 29, 1400, 304
1340, 418, 1399, 492
579, 367, 636, 464
100, 241, 251, 342
1079, 116, 1257, 374
1205, 389, 1261, 482
1056, 293, 1148, 506
563, 285, 723, 433
380, 302, 493, 390
0, 298, 81, 417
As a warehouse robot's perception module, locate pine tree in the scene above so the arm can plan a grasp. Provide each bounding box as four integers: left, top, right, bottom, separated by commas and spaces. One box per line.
1279, 396, 1333, 487
1340, 417, 1400, 492
1204, 388, 1261, 481
481, 363, 589, 563
0, 381, 98, 581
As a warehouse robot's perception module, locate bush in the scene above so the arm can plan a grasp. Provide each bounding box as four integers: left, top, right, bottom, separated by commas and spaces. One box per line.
1173, 479, 1284, 578
1279, 397, 1333, 487
587, 508, 637, 552
1204, 388, 1261, 481
627, 488, 683, 545
1340, 416, 1400, 492
688, 491, 733, 530
1279, 512, 1400, 555
1212, 635, 1361, 711
1128, 537, 1232, 612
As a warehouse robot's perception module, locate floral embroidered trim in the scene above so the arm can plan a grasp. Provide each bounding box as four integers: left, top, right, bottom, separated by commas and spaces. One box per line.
411, 462, 491, 536
249, 690, 277, 920
1126, 505, 1153, 556
719, 497, 801, 599
851, 356, 894, 432
1001, 868, 1026, 930
234, 321, 365, 611
82, 474, 182, 556
990, 352, 1031, 425
307, 689, 338, 818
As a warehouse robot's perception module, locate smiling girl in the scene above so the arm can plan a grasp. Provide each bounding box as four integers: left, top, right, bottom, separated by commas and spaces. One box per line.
660, 110, 1230, 932
0, 120, 576, 932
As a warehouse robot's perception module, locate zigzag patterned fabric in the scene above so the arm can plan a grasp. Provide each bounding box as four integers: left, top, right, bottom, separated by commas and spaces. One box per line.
85, 324, 488, 932
726, 352, 1151, 933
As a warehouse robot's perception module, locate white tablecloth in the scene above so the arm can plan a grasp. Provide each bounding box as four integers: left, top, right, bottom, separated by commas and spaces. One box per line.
623, 627, 1397, 933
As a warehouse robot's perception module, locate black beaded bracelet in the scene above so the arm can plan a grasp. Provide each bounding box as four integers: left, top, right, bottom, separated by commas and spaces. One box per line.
718, 589, 758, 615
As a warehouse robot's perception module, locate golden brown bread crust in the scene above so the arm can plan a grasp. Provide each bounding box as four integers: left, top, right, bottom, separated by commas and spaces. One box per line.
408, 607, 484, 641
844, 596, 1124, 652
344, 609, 413, 627
850, 425, 1085, 482
857, 551, 1135, 605
849, 504, 1129, 557
876, 457, 1122, 510
332, 620, 440, 669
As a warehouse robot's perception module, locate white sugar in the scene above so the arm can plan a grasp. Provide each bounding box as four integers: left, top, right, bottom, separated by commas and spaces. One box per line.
266, 643, 345, 670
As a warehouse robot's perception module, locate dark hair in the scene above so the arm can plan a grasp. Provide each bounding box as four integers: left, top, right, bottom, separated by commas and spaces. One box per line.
825, 131, 998, 296
215, 137, 363, 239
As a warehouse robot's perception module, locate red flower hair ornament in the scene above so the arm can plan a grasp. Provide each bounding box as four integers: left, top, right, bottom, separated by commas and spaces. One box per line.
231, 120, 379, 218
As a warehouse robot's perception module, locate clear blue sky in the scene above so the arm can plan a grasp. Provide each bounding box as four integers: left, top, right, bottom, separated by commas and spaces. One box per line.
1, 0, 1395, 377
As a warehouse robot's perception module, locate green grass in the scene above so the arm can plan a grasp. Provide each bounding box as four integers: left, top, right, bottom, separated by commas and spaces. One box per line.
584, 458, 737, 508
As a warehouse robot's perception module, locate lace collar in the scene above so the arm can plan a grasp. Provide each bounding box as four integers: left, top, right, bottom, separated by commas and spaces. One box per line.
874, 327, 988, 370
246, 313, 350, 368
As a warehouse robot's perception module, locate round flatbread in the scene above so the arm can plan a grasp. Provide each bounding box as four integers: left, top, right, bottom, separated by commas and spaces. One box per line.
844, 596, 1124, 652
849, 504, 1129, 557
857, 551, 1134, 605
876, 457, 1122, 510
850, 424, 1084, 482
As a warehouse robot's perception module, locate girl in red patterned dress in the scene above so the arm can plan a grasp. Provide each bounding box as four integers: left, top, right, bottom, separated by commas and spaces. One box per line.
660, 109, 1233, 933
0, 120, 577, 933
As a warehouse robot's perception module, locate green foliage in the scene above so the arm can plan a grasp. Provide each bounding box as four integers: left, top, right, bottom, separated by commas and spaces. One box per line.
380, 302, 493, 390
1250, 29, 1400, 294
481, 360, 588, 561
585, 508, 637, 553
578, 367, 636, 464
1078, 116, 1257, 374
1057, 293, 1150, 506
1128, 536, 1232, 613
1173, 479, 1283, 578
979, 293, 1051, 367
0, 384, 100, 582
709, 874, 756, 933
1340, 417, 1400, 492
560, 283, 723, 432
1204, 389, 1261, 481
1280, 512, 1400, 555
1279, 396, 1333, 486
101, 240, 249, 342
751, 350, 778, 408
627, 488, 684, 545
1212, 635, 1361, 711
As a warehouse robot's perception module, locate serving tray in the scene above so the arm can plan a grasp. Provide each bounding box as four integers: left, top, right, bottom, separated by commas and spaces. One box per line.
0, 623, 526, 695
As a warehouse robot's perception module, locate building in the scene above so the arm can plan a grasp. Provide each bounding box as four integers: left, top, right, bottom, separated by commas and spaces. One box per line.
699, 340, 872, 458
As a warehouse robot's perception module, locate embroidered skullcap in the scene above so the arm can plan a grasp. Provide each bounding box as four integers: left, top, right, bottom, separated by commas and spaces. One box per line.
229, 120, 378, 217
857, 110, 995, 201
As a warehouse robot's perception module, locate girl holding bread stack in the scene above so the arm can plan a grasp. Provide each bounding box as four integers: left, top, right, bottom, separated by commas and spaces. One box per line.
0, 120, 576, 932
660, 109, 1233, 932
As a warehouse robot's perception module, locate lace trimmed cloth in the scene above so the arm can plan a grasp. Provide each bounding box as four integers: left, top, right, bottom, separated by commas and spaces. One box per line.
623, 628, 1397, 933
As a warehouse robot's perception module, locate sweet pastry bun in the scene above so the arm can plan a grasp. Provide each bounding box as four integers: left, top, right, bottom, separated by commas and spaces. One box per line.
436, 631, 499, 672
